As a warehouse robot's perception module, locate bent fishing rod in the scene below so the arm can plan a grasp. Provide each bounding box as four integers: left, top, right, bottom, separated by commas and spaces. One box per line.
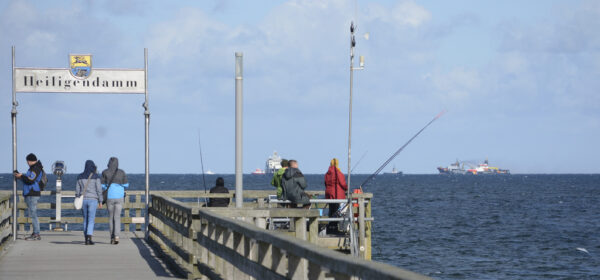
198, 130, 208, 206
357, 110, 446, 190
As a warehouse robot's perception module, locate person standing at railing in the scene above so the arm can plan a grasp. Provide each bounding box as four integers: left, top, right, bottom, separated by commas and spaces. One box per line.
101, 157, 129, 245
324, 158, 348, 234
207, 177, 230, 207
13, 153, 45, 241
270, 159, 288, 200
281, 159, 310, 208
76, 160, 103, 245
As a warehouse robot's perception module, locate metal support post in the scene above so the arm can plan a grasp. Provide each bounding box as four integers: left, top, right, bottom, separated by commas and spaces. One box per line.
55, 179, 62, 226
347, 22, 365, 257
143, 48, 150, 239
235, 52, 243, 208
11, 46, 18, 240
358, 197, 366, 258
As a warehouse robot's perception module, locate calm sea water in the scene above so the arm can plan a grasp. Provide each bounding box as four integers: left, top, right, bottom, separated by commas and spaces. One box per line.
1, 173, 599, 279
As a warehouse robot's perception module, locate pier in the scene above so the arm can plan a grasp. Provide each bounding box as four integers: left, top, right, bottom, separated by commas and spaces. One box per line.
0, 190, 431, 279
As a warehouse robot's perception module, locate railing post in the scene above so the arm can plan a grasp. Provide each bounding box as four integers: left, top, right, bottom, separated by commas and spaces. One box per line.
358, 196, 366, 259
135, 194, 141, 231
124, 194, 130, 232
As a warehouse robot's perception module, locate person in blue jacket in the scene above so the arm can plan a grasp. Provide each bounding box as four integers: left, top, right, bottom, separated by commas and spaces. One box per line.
14, 153, 44, 241
101, 157, 129, 245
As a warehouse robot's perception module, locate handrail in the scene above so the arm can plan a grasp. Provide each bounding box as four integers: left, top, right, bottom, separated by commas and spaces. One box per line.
0, 189, 374, 259
0, 194, 12, 250
148, 193, 430, 280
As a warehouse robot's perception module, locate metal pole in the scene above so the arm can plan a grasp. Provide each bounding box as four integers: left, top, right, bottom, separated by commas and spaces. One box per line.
348, 24, 354, 199
143, 48, 150, 239
235, 52, 243, 208
347, 22, 356, 257
11, 46, 17, 241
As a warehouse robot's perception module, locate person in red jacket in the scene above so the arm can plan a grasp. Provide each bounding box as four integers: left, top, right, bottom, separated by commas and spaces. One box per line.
324, 158, 348, 233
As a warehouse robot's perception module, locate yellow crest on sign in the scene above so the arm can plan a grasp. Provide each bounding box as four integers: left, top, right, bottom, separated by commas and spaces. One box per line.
69, 54, 92, 79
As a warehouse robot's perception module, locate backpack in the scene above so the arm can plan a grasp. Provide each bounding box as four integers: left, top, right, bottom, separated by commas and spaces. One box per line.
37, 169, 48, 191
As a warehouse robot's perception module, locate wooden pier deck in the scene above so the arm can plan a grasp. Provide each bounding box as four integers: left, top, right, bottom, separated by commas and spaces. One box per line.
0, 191, 431, 280
0, 231, 181, 280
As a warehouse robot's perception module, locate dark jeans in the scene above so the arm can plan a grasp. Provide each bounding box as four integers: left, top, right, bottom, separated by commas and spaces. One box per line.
25, 196, 40, 234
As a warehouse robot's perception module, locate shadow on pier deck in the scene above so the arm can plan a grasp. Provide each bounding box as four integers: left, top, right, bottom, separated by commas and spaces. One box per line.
0, 231, 180, 280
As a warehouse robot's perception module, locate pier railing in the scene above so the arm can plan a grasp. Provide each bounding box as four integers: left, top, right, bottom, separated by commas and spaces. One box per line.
0, 194, 11, 250
0, 189, 372, 259
148, 194, 430, 280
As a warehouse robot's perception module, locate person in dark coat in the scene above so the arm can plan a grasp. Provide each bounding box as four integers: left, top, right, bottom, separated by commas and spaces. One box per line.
208, 177, 230, 207
281, 159, 310, 208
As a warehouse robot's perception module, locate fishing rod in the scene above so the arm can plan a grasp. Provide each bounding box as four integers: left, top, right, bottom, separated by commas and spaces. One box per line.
357, 110, 446, 190
198, 130, 208, 206
350, 150, 368, 173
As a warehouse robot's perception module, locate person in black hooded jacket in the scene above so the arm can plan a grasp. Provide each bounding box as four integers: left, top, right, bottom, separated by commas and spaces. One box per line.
281, 159, 310, 208
207, 177, 230, 207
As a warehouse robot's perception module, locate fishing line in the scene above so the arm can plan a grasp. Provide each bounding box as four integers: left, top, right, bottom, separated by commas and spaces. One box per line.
198, 129, 208, 207
358, 110, 446, 189
351, 150, 368, 173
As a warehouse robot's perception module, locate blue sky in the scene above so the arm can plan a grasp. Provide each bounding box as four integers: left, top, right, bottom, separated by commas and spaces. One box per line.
0, 0, 598, 174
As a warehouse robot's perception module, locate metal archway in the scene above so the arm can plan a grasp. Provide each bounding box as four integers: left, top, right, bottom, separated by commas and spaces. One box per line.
10, 46, 150, 240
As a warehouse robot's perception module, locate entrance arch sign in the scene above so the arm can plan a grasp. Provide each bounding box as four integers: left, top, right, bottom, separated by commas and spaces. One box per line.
15, 68, 145, 93
10, 47, 151, 240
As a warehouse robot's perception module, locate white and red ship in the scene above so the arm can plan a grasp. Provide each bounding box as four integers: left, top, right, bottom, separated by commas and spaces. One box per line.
438, 159, 510, 175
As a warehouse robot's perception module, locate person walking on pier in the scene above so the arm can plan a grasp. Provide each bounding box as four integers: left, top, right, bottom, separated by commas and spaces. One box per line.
270, 159, 288, 200
324, 158, 347, 233
207, 177, 230, 207
76, 160, 103, 245
281, 159, 310, 208
14, 153, 45, 241
101, 157, 129, 245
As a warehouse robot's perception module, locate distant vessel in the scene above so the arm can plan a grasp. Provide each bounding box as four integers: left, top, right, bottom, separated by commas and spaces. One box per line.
437, 160, 466, 175
383, 166, 403, 175
265, 151, 283, 174
205, 170, 215, 175
251, 168, 266, 175
466, 159, 510, 175
438, 159, 509, 175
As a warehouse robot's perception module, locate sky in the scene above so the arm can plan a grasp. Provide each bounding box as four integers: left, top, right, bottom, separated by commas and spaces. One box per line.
0, 0, 599, 174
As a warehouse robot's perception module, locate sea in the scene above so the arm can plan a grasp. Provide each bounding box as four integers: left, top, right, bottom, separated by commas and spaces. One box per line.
1, 173, 599, 279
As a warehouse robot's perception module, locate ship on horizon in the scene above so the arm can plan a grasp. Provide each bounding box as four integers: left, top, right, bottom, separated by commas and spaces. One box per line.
438, 159, 510, 175
265, 151, 283, 174
383, 166, 403, 175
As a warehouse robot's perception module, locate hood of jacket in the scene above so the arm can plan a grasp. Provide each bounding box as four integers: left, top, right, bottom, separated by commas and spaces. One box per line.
102, 157, 127, 185
283, 167, 302, 180
78, 160, 99, 180
107, 157, 118, 173
30, 160, 43, 172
